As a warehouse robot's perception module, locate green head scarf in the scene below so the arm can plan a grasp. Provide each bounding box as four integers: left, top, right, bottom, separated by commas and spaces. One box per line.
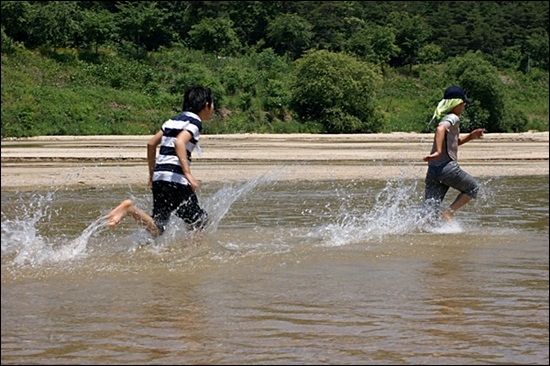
429, 98, 464, 126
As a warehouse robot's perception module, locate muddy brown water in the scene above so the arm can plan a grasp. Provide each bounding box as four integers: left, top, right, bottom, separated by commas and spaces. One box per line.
1, 174, 548, 364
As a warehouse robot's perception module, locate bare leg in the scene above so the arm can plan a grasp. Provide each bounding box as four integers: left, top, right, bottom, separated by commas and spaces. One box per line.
107, 199, 133, 227
107, 199, 162, 237
441, 193, 472, 221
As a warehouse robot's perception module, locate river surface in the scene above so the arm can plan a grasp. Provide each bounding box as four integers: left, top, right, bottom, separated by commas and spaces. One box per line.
2, 174, 548, 365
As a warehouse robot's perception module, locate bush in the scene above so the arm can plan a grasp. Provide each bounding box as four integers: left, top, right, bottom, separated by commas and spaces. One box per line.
290, 50, 385, 133
446, 52, 507, 132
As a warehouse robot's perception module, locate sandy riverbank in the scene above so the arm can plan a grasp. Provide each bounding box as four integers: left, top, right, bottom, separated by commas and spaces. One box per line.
1, 132, 548, 192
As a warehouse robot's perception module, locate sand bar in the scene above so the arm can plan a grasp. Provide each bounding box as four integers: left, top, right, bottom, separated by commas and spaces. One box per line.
1, 132, 548, 192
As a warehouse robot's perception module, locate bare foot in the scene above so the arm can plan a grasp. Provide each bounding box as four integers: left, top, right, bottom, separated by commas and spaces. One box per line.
107, 199, 133, 227
441, 210, 453, 222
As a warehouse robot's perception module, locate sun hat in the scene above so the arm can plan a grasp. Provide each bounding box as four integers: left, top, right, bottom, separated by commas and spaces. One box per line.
443, 85, 471, 105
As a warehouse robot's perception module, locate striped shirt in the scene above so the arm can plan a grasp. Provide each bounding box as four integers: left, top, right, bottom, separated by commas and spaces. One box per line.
153, 112, 202, 186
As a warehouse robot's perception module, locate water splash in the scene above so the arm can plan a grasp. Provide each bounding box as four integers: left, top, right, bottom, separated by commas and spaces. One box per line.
2, 191, 53, 266
1, 191, 110, 268
94, 171, 281, 251
55, 216, 109, 260
308, 174, 465, 247
201, 171, 281, 232
144, 173, 277, 253
1, 170, 498, 271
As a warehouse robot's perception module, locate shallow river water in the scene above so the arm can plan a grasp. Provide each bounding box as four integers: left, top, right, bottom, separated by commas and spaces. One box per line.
1, 174, 548, 365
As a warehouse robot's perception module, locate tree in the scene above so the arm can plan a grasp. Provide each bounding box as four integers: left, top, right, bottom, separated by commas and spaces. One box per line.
187, 17, 241, 57
80, 9, 117, 54
115, 1, 171, 58
346, 23, 399, 74
290, 49, 384, 133
0, 1, 32, 43
446, 51, 506, 132
266, 13, 313, 60
523, 29, 549, 72
388, 11, 431, 71
418, 43, 443, 65
27, 1, 82, 49
307, 1, 361, 52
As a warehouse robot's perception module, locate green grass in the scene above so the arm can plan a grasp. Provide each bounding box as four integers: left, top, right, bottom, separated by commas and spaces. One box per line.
1, 47, 548, 138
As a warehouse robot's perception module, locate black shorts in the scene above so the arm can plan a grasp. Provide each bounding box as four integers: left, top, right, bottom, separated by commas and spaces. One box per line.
151, 181, 208, 233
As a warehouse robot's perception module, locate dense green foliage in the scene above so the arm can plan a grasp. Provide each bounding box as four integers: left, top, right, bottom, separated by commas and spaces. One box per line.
1, 1, 548, 137
291, 50, 384, 133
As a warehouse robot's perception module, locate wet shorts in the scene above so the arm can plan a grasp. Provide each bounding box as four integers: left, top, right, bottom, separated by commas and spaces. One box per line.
424, 160, 480, 205
151, 181, 208, 233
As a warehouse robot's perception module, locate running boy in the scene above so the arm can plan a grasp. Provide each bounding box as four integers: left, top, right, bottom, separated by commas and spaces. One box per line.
422, 85, 485, 222
107, 85, 214, 237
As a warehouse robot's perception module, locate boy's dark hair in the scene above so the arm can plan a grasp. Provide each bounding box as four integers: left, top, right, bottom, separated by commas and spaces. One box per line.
183, 86, 214, 113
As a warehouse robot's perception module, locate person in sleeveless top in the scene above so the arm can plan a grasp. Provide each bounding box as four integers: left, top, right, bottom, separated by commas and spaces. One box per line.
106, 86, 214, 237
421, 85, 485, 223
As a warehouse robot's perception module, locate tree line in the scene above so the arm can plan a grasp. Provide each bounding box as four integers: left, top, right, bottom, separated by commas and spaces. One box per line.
2, 1, 548, 71
1, 1, 548, 137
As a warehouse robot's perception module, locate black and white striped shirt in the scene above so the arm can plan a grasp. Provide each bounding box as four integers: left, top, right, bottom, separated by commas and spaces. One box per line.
153, 112, 202, 186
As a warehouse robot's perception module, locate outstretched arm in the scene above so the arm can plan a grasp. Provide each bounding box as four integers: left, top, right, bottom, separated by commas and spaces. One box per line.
459, 128, 485, 145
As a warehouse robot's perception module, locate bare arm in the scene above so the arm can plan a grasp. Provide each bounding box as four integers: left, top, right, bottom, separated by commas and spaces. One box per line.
147, 130, 163, 185
458, 128, 485, 145
423, 124, 447, 162
174, 130, 199, 191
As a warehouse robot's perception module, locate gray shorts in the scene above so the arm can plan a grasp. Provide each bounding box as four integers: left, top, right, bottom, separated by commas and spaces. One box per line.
424, 161, 479, 206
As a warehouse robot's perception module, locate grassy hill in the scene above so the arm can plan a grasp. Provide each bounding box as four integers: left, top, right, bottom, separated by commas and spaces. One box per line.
1, 47, 548, 138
